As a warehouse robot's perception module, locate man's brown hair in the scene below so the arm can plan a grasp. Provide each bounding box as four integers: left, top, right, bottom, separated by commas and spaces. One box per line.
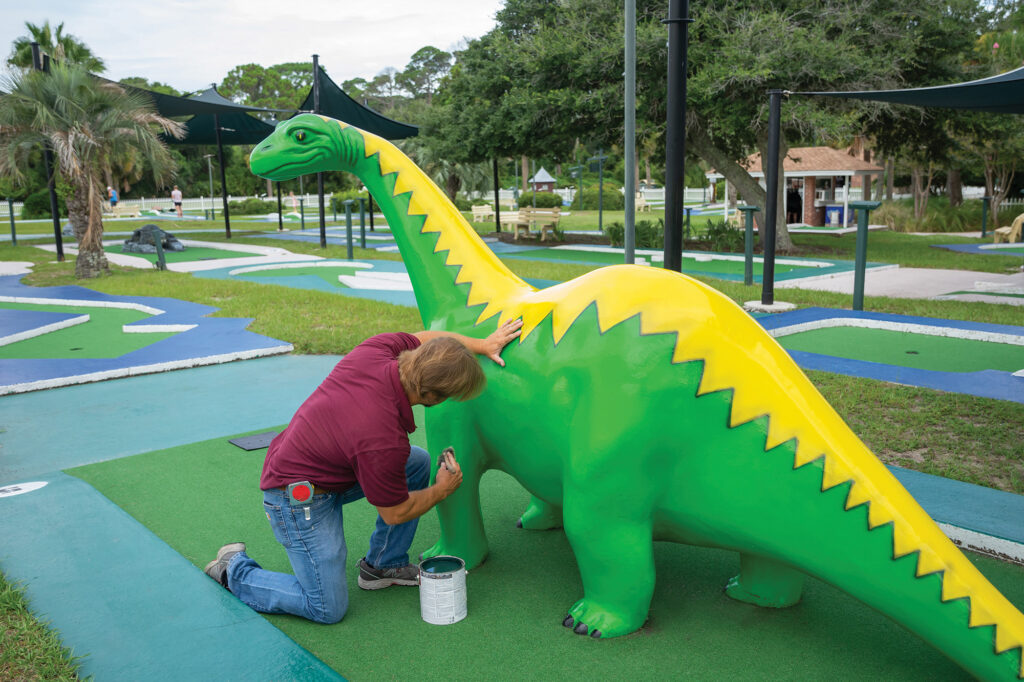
398, 337, 485, 402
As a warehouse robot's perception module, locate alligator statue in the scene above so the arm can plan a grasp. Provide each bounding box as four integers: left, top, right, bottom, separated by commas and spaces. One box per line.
250, 114, 1024, 680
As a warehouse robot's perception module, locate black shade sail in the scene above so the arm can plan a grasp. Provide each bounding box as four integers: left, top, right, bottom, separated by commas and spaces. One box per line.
796, 66, 1024, 115
300, 66, 418, 139
120, 82, 285, 117
154, 87, 280, 146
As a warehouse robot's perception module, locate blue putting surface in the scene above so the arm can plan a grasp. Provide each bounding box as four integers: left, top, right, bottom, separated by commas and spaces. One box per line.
0, 307, 86, 342
932, 242, 1024, 256
0, 471, 342, 682
0, 354, 341, 482
0, 275, 292, 394
758, 307, 1024, 404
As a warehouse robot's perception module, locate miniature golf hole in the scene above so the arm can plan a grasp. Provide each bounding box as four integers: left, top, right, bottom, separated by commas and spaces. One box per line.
906, 350, 919, 355
69, 347, 83, 351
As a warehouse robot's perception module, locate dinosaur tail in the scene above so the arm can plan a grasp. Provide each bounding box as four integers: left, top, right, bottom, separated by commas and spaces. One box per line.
662, 275, 1024, 680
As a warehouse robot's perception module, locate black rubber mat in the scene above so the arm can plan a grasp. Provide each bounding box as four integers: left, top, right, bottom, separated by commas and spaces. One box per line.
228, 431, 279, 451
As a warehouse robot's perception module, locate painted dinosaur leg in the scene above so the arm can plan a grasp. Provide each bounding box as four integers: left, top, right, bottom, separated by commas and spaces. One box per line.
725, 553, 805, 608
420, 405, 490, 569
562, 487, 654, 638
518, 495, 563, 530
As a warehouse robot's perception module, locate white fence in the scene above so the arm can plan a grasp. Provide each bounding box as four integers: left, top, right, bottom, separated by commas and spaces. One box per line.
0, 192, 332, 219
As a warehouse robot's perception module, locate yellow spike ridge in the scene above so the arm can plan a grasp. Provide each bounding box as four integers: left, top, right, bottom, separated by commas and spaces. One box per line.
891, 523, 923, 559
940, 571, 972, 603
995, 624, 1021, 654
844, 480, 873, 510
915, 547, 947, 577
793, 443, 822, 469
967, 601, 997, 629
392, 171, 420, 199
867, 500, 895, 529
820, 455, 853, 492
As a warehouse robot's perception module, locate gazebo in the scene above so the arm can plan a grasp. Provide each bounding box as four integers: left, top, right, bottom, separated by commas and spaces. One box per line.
706, 147, 883, 227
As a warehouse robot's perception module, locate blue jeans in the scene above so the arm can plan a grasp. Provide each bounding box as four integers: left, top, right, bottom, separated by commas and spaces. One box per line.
226, 445, 430, 624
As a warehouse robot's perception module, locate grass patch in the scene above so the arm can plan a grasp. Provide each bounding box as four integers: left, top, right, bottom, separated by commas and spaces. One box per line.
809, 371, 1024, 494
792, 231, 1024, 274
0, 573, 84, 681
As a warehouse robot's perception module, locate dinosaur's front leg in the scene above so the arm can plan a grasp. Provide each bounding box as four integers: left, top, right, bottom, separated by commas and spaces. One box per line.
420, 406, 490, 569
561, 486, 654, 638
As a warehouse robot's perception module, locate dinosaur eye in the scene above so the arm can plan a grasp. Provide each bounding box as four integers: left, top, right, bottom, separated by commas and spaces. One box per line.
295, 131, 306, 142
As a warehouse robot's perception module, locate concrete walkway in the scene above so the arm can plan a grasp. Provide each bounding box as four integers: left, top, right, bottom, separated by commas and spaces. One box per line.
776, 266, 1024, 304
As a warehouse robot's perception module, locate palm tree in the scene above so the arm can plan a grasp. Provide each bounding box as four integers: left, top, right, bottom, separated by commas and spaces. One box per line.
7, 20, 105, 72
0, 63, 183, 278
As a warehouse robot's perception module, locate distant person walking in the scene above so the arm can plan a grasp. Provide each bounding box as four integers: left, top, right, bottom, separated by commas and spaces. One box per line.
289, 190, 299, 212
171, 185, 183, 218
108, 186, 118, 212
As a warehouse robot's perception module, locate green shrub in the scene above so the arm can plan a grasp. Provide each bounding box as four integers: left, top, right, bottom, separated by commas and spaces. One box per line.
22, 189, 68, 219
572, 186, 624, 211
517, 191, 563, 208
227, 197, 276, 215
702, 219, 744, 252
604, 219, 664, 248
452, 195, 472, 211
330, 189, 370, 212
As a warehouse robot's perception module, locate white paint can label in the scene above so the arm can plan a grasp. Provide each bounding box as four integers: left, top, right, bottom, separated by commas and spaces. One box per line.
419, 555, 467, 625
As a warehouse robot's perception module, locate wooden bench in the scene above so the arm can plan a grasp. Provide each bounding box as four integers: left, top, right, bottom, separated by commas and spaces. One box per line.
635, 194, 651, 212
993, 212, 1023, 244
471, 204, 495, 222
500, 206, 561, 241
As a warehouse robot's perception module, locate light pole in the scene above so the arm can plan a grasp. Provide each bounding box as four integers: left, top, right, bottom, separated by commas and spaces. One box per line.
203, 154, 215, 219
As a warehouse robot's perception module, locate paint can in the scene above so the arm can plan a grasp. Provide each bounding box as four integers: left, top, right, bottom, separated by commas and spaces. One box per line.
418, 555, 467, 625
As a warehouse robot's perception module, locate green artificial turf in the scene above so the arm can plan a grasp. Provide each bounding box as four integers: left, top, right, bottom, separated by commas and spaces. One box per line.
0, 302, 175, 359
777, 327, 1024, 373
104, 244, 254, 263
67, 421, 1024, 681
235, 265, 369, 287
507, 247, 808, 275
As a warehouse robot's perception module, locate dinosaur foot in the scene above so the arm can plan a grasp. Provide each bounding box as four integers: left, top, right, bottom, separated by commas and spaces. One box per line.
562, 598, 641, 639
563, 614, 601, 638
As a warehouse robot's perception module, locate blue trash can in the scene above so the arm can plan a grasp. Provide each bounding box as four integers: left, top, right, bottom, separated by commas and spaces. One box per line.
825, 206, 845, 227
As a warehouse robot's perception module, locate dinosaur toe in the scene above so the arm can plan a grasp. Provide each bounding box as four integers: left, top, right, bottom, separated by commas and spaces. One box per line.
563, 614, 574, 628
574, 622, 589, 635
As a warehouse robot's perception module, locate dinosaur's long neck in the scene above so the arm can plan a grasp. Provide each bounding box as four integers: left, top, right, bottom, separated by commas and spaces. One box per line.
338, 123, 530, 329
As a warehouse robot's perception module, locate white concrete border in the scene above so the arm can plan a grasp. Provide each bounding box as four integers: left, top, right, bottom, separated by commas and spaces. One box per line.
767, 317, 1024, 346
0, 295, 165, 316
939, 522, 1024, 566
121, 324, 197, 334
228, 261, 374, 276
0, 313, 90, 347
0, 344, 294, 396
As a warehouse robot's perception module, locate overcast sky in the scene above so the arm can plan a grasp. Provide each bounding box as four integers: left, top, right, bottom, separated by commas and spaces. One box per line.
0, 0, 505, 92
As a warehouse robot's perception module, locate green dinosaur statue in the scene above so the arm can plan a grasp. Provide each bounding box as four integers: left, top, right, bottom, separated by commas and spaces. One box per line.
250, 114, 1024, 680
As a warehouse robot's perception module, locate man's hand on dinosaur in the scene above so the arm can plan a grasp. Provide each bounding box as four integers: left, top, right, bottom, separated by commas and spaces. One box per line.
482, 318, 523, 366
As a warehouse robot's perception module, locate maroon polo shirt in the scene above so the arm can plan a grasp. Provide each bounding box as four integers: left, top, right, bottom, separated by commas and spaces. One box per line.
260, 332, 420, 507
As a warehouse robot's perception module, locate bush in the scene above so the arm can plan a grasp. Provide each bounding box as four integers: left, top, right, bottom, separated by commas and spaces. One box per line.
572, 186, 624, 211
22, 189, 68, 219
452, 195, 472, 211
227, 197, 276, 215
702, 219, 744, 252
517, 191, 562, 208
604, 219, 664, 248
330, 189, 370, 212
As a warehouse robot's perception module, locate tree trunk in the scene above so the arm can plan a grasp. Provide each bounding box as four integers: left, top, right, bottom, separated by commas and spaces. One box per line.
947, 167, 962, 207
688, 124, 793, 251
911, 162, 935, 220
521, 155, 529, 194
68, 179, 109, 279
885, 157, 895, 200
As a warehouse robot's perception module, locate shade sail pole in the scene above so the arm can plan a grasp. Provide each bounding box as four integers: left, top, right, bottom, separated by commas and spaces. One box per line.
662, 0, 691, 272
313, 54, 327, 248
492, 158, 501, 233
214, 113, 231, 239
624, 0, 637, 264
760, 90, 782, 305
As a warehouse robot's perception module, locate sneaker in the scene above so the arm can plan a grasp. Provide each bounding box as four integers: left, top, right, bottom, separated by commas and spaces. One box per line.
357, 558, 419, 590
204, 542, 246, 588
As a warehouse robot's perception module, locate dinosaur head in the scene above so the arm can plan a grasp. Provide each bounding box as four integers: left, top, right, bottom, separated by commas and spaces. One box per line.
249, 113, 352, 180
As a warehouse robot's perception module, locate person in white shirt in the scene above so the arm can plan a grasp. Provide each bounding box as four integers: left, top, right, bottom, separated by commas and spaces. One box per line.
171, 185, 183, 218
